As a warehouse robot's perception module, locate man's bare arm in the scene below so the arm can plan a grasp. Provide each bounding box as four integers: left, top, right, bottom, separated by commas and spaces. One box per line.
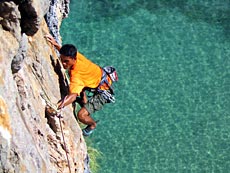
57, 93, 78, 109
45, 34, 61, 51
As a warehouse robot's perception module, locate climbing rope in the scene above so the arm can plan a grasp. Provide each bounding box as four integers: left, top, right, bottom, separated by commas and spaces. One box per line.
57, 107, 71, 173
57, 98, 72, 173
58, 114, 71, 173
30, 66, 72, 173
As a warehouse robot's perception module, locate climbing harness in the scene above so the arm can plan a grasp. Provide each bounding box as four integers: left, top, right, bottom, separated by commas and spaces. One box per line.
96, 66, 118, 103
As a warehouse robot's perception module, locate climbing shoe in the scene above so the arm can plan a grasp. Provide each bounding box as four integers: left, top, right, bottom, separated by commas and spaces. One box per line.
82, 125, 95, 136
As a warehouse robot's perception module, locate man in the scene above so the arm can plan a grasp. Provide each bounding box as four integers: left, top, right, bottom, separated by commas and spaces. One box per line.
45, 34, 117, 136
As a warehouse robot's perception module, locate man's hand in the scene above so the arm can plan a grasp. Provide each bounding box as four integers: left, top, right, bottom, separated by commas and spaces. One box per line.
57, 93, 78, 110
45, 34, 61, 51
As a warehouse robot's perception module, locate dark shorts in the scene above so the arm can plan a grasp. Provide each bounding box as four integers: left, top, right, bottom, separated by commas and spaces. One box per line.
84, 93, 108, 115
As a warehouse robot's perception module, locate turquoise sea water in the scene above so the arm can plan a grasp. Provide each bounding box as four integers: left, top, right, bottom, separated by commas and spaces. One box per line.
60, 1, 230, 173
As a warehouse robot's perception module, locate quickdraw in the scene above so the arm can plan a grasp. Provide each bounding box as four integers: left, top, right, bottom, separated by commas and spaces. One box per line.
96, 66, 118, 103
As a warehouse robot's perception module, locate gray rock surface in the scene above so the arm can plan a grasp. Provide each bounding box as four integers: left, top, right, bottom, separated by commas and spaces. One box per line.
0, 0, 90, 172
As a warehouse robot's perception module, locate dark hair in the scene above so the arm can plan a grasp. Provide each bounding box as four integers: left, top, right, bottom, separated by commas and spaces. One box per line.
60, 44, 77, 59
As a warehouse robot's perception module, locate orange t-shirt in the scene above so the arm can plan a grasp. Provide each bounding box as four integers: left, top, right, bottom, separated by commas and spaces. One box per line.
68, 52, 102, 94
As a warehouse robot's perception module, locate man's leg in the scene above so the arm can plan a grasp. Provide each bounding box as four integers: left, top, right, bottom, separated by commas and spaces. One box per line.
77, 107, 97, 130
80, 93, 107, 136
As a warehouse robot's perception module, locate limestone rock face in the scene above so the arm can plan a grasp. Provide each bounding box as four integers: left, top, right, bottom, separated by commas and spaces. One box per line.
19, 0, 50, 36
45, 0, 70, 45
0, 0, 89, 173
0, 1, 21, 40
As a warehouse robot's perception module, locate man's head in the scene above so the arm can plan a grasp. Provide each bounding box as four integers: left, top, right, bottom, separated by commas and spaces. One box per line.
59, 44, 77, 69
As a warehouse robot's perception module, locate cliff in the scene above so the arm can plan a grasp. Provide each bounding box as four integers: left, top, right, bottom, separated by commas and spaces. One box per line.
0, 0, 89, 173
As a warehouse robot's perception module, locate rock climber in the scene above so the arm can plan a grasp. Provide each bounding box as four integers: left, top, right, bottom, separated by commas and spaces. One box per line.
45, 34, 118, 136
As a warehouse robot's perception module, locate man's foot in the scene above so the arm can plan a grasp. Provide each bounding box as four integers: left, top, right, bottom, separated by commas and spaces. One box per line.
82, 125, 95, 136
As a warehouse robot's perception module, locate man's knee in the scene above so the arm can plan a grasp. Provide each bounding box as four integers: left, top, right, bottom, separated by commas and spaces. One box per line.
77, 107, 89, 120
